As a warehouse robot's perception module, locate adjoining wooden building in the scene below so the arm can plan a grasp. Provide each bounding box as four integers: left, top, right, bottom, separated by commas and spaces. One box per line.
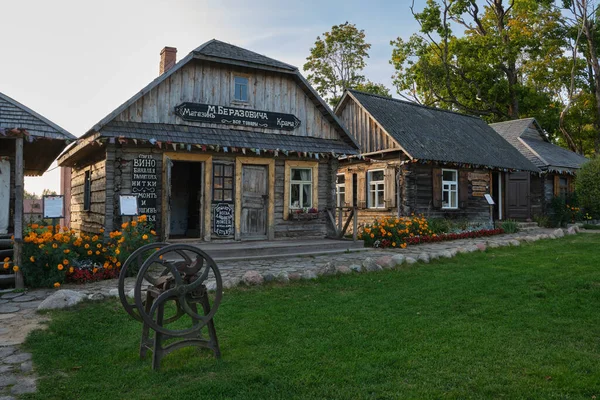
0, 91, 76, 287
334, 90, 540, 226
490, 118, 588, 216
58, 40, 358, 242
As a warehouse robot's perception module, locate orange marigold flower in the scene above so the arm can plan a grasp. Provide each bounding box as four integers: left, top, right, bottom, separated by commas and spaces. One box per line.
121, 222, 128, 229
100, 228, 105, 233
57, 264, 64, 271
31, 224, 39, 229
62, 259, 69, 265
95, 251, 100, 255
116, 261, 121, 267
370, 233, 375, 238
87, 250, 93, 256
53, 282, 61, 288
92, 235, 99, 242
3, 257, 10, 262
39, 244, 44, 249
84, 243, 90, 249
12, 265, 19, 272
115, 249, 120, 255
92, 267, 98, 274
150, 230, 156, 235
64, 249, 70, 254
29, 256, 35, 262
52, 243, 58, 249
96, 243, 102, 249
69, 267, 74, 274
142, 234, 148, 240
131, 221, 137, 227
3, 263, 9, 270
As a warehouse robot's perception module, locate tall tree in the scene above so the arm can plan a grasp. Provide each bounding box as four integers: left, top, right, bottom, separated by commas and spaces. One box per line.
390, 0, 568, 124
304, 22, 372, 106
562, 0, 600, 154
355, 81, 392, 97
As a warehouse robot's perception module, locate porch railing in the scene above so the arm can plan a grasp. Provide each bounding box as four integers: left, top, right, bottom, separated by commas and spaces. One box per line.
326, 206, 358, 242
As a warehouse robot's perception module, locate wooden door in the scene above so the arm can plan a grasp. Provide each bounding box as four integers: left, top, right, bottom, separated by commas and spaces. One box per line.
506, 172, 530, 220
241, 165, 268, 239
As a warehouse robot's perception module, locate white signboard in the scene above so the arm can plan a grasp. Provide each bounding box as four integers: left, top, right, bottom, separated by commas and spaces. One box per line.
43, 195, 64, 218
484, 194, 495, 205
119, 195, 139, 216
0, 159, 9, 234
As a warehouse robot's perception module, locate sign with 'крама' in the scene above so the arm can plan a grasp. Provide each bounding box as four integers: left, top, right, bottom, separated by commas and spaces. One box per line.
174, 102, 301, 131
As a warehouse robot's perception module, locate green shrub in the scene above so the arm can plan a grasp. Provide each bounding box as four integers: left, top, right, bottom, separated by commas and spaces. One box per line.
576, 158, 600, 217
533, 214, 551, 228
428, 218, 452, 234
501, 219, 519, 234
582, 223, 600, 230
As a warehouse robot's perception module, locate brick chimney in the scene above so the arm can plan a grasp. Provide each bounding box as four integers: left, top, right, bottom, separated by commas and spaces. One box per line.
159, 47, 177, 75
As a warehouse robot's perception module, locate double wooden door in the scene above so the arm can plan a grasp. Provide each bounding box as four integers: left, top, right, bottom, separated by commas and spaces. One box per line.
240, 165, 268, 239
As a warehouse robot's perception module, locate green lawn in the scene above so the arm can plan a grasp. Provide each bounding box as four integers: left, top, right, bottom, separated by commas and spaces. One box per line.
24, 235, 600, 400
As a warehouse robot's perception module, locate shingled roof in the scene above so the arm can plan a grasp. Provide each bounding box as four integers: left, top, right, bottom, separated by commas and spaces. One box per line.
342, 90, 538, 172
0, 91, 75, 175
490, 118, 588, 174
100, 121, 357, 155
192, 39, 296, 71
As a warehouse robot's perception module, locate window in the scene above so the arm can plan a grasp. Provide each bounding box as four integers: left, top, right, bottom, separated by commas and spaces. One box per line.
558, 176, 570, 199
368, 170, 385, 208
442, 169, 458, 209
234, 76, 249, 102
290, 168, 312, 209
213, 163, 234, 202
83, 170, 91, 211
336, 174, 346, 207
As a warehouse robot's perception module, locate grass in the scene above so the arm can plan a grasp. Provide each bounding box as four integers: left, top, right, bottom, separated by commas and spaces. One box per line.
24, 235, 600, 400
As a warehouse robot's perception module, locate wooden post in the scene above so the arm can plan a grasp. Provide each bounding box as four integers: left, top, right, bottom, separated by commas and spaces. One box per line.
14, 137, 24, 289
353, 206, 357, 242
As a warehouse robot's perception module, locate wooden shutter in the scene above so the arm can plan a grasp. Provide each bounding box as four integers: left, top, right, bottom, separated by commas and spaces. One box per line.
568, 176, 575, 194
459, 170, 469, 208
385, 167, 396, 208
553, 175, 560, 197
432, 167, 442, 208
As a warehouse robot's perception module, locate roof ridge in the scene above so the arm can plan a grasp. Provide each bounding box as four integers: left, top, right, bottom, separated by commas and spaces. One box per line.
193, 39, 298, 70
489, 117, 535, 127
348, 89, 482, 120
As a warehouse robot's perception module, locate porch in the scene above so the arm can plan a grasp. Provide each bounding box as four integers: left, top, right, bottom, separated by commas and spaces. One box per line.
171, 237, 365, 262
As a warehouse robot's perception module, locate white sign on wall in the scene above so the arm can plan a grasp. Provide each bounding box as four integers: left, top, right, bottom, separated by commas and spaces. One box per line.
43, 195, 64, 219
119, 195, 139, 216
0, 159, 9, 234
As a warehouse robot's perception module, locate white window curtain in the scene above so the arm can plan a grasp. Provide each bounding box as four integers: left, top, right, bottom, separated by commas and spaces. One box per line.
368, 170, 385, 209
442, 169, 458, 209
290, 168, 312, 209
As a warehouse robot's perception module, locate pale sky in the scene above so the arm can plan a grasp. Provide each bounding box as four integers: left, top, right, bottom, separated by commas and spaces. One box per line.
1, 0, 421, 195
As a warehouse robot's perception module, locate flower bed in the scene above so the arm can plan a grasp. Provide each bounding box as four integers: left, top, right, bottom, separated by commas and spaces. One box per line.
12, 215, 156, 288
360, 215, 505, 249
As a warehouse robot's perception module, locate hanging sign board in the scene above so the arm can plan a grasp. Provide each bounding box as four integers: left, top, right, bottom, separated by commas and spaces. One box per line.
132, 154, 158, 223
174, 102, 301, 131
119, 195, 139, 216
43, 195, 64, 219
484, 194, 495, 205
213, 203, 234, 237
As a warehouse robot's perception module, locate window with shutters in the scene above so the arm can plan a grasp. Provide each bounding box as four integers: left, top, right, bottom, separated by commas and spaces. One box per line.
367, 170, 385, 208
442, 169, 458, 209
336, 174, 346, 207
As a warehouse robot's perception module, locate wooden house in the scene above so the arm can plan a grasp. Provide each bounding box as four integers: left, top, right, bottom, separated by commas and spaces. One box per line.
58, 40, 358, 241
334, 90, 539, 226
490, 118, 588, 216
0, 91, 76, 287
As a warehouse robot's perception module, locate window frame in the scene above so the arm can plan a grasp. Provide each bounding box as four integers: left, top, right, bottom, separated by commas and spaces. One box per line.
289, 167, 313, 209
283, 161, 319, 220
212, 162, 234, 203
233, 76, 249, 102
367, 169, 386, 209
83, 170, 91, 212
441, 169, 459, 209
336, 174, 346, 208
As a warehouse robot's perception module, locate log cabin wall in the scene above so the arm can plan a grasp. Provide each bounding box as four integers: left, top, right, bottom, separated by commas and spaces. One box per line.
0, 153, 16, 233
70, 157, 106, 235
405, 164, 490, 223
530, 174, 545, 218
337, 158, 401, 231
114, 61, 340, 141
338, 99, 399, 154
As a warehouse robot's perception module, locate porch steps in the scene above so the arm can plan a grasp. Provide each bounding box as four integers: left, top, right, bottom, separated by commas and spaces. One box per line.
188, 238, 366, 262
516, 222, 540, 231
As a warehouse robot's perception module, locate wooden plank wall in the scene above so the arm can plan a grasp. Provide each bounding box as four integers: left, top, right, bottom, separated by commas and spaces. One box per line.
273, 158, 335, 238
530, 174, 544, 217
115, 62, 341, 141
70, 159, 106, 234
405, 164, 490, 222
338, 100, 400, 154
